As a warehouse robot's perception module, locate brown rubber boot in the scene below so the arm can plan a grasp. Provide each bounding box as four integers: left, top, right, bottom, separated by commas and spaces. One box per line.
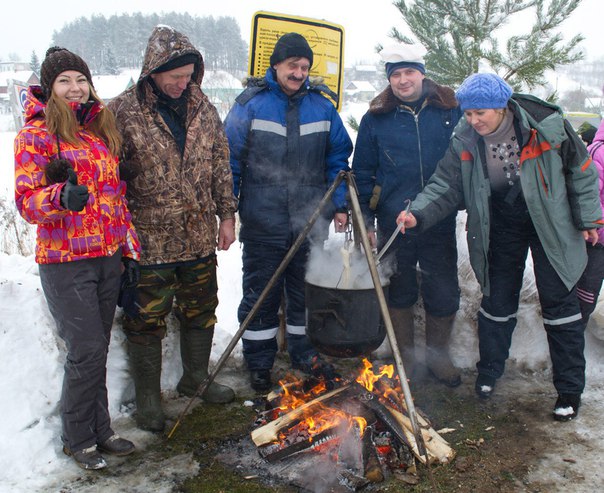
425, 313, 461, 387
389, 307, 417, 377
177, 327, 235, 404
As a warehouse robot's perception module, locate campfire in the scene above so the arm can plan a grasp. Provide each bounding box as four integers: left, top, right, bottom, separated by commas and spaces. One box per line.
250, 359, 455, 489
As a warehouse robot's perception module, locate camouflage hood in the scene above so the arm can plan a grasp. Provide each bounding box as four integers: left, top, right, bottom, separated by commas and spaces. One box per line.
108, 26, 237, 266
138, 25, 204, 87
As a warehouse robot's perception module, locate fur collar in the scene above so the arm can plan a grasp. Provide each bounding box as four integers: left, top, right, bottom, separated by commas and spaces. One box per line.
369, 78, 458, 114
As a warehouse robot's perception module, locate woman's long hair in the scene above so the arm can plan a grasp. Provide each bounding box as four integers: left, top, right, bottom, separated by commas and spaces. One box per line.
45, 84, 122, 156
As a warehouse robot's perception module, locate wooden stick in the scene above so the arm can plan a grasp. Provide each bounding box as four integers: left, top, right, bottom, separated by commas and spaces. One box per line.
388, 407, 456, 465
251, 385, 350, 446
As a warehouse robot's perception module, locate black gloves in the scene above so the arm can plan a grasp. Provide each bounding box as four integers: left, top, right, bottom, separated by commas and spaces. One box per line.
60, 168, 89, 211
122, 258, 140, 289
118, 258, 140, 318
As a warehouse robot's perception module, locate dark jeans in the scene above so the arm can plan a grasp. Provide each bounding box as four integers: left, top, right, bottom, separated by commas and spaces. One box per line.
122, 256, 218, 344
239, 240, 317, 371
383, 226, 460, 316
477, 195, 586, 395
39, 253, 121, 452
577, 243, 604, 322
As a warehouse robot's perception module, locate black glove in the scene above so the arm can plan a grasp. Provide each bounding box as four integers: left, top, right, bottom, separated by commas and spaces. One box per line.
60, 168, 89, 211
118, 258, 140, 318
122, 258, 140, 289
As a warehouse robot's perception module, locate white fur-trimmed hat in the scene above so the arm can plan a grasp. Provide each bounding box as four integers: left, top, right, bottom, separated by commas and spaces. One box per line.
380, 43, 427, 64
380, 43, 427, 77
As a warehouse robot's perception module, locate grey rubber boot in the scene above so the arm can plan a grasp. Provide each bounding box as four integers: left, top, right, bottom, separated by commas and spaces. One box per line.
425, 313, 462, 387
127, 340, 165, 432
389, 307, 417, 377
176, 327, 235, 404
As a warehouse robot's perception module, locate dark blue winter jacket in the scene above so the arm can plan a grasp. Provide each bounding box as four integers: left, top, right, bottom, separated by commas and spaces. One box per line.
225, 69, 352, 246
353, 79, 461, 236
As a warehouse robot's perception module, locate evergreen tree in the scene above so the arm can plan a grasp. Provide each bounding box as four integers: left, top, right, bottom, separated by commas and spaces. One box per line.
103, 47, 120, 75
51, 12, 247, 74
30, 51, 40, 75
390, 0, 585, 89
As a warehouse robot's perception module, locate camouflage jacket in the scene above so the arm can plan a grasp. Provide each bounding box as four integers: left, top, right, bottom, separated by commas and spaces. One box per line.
109, 26, 237, 265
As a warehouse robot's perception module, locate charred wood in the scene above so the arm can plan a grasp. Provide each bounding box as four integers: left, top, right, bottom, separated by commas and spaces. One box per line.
258, 428, 339, 462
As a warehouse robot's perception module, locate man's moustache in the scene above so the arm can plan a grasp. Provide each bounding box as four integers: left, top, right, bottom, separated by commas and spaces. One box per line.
288, 76, 305, 82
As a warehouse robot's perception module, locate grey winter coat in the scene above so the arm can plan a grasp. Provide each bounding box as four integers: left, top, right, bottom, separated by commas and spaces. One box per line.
411, 93, 602, 295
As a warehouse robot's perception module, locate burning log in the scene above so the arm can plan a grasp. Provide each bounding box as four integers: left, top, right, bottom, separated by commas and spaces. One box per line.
251, 384, 351, 447
251, 358, 456, 486
259, 428, 339, 462
357, 388, 409, 448
362, 428, 384, 482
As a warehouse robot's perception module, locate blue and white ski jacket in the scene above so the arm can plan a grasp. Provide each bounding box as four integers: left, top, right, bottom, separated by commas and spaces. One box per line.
224, 68, 352, 246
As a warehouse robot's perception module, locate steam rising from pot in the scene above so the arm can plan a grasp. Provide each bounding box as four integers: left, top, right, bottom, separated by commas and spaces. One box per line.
306, 236, 394, 290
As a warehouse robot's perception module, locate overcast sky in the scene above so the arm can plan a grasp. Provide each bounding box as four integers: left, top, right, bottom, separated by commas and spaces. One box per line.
2, 0, 602, 66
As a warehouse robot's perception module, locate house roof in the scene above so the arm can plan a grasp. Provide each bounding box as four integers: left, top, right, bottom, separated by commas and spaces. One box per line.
0, 71, 38, 87
345, 80, 376, 92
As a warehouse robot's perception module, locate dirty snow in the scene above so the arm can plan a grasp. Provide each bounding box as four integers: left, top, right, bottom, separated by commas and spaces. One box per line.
1, 107, 604, 492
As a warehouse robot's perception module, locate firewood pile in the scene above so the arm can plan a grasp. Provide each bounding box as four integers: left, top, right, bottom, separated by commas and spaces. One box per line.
250, 359, 455, 490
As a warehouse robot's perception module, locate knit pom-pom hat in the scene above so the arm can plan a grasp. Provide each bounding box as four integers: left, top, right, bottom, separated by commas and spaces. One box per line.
455, 73, 512, 111
40, 47, 93, 97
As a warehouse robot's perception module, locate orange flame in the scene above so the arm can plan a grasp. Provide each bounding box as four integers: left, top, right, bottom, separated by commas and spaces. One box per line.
355, 358, 394, 391
271, 357, 402, 447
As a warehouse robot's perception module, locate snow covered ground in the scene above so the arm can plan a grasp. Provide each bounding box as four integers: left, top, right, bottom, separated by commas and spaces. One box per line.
1, 106, 604, 492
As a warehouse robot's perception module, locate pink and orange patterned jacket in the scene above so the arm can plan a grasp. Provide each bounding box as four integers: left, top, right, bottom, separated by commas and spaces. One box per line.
14, 86, 140, 264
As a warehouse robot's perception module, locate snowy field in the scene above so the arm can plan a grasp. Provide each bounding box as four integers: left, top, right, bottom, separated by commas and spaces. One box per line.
1, 107, 604, 491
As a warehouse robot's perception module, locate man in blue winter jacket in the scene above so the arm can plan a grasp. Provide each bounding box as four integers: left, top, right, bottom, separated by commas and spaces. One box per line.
353, 43, 462, 387
224, 32, 353, 392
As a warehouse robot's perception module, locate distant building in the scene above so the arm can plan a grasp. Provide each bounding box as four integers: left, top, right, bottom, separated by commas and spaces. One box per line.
0, 71, 39, 115
202, 70, 244, 120
0, 61, 30, 73
344, 63, 387, 101
344, 80, 377, 102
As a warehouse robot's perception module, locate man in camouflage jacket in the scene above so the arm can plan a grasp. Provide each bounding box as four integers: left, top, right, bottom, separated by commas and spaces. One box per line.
109, 25, 238, 432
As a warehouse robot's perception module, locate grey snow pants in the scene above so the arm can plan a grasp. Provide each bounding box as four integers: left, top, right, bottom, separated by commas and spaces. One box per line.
39, 253, 121, 452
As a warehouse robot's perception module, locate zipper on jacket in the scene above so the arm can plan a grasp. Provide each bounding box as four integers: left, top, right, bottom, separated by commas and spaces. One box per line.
396, 105, 425, 188
414, 112, 425, 187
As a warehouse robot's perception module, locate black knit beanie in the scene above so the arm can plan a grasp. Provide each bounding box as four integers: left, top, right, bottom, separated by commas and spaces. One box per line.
269, 33, 313, 67
40, 47, 93, 97
153, 53, 200, 74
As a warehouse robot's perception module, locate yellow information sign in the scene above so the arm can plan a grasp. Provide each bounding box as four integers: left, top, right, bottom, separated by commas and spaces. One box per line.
249, 11, 345, 111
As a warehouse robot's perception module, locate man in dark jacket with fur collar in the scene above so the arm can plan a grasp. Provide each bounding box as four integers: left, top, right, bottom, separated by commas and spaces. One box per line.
353, 43, 462, 387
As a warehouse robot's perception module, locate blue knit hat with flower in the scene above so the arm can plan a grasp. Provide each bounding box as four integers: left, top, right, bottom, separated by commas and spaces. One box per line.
455, 73, 513, 111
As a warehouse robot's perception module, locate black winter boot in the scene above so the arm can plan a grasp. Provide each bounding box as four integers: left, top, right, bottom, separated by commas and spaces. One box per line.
127, 340, 165, 432
553, 393, 581, 422
250, 369, 272, 392
425, 313, 462, 387
177, 327, 235, 404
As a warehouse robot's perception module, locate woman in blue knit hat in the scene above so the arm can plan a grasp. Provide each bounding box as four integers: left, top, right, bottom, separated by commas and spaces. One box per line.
395, 72, 603, 422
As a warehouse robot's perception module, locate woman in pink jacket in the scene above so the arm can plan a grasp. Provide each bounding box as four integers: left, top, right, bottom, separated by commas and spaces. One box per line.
577, 118, 604, 322
14, 47, 141, 470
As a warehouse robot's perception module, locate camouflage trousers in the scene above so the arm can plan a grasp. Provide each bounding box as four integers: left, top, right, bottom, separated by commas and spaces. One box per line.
122, 256, 218, 345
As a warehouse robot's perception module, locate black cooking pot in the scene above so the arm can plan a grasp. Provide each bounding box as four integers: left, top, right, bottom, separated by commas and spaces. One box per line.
305, 281, 388, 358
